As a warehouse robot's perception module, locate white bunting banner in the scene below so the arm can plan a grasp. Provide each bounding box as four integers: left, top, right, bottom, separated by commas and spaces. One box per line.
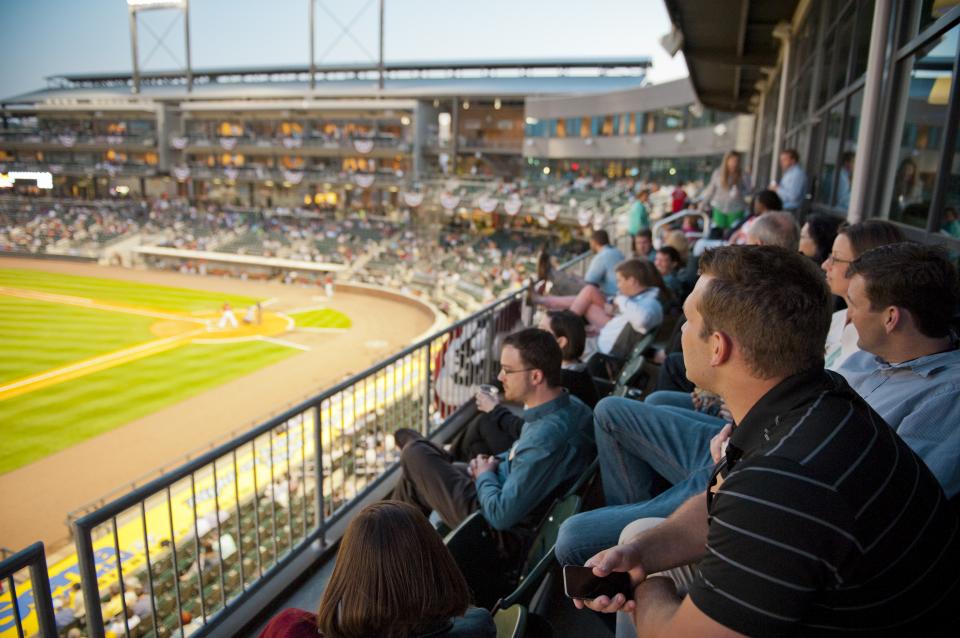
224, 167, 239, 181
106, 135, 124, 146
170, 136, 188, 149
282, 137, 302, 149
543, 203, 561, 222
58, 134, 76, 147
172, 166, 191, 180
477, 196, 498, 213
219, 137, 238, 151
353, 139, 375, 154
49, 164, 64, 175
504, 197, 522, 216
354, 173, 375, 189
440, 193, 461, 210
577, 208, 593, 226
402, 192, 424, 207
283, 170, 304, 185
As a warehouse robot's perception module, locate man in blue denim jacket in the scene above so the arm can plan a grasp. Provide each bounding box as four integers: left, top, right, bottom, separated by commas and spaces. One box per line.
392, 328, 594, 530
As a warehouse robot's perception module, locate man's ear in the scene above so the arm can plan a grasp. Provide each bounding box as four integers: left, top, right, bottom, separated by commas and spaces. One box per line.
530, 368, 545, 386
710, 331, 734, 367
884, 306, 903, 334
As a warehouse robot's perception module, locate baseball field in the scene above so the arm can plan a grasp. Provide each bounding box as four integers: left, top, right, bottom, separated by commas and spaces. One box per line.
0, 267, 353, 475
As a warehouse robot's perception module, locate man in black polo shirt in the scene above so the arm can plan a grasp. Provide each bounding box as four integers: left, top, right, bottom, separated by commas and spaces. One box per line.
576, 245, 959, 636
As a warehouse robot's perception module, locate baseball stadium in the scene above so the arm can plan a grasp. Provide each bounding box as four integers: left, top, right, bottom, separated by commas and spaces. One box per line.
3, 0, 960, 637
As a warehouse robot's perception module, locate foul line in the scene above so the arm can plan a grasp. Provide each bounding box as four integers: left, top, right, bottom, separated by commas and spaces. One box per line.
0, 286, 208, 324
258, 336, 312, 351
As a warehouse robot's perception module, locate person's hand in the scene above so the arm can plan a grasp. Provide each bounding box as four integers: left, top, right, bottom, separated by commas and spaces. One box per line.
475, 390, 501, 413
690, 389, 703, 411
571, 543, 647, 613
604, 302, 616, 316
469, 454, 499, 479
710, 423, 733, 464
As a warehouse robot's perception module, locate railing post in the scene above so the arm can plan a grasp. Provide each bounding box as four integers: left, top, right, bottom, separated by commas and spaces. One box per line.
74, 520, 106, 638
29, 544, 58, 638
422, 342, 432, 433
313, 403, 325, 546
483, 303, 497, 383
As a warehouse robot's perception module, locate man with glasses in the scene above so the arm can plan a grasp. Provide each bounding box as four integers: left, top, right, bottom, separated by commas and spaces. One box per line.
391, 328, 594, 531
572, 246, 958, 636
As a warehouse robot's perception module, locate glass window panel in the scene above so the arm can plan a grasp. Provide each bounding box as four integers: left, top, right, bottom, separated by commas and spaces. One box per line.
902, 0, 960, 47
832, 9, 856, 97
817, 103, 845, 205
940, 130, 960, 237
851, 0, 875, 81
836, 90, 863, 212
888, 22, 958, 228
817, 33, 836, 108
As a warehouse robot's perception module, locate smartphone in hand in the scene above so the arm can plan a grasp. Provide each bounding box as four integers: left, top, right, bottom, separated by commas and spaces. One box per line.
562, 565, 633, 600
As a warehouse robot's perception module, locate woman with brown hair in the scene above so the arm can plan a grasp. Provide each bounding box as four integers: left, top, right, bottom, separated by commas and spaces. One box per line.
697, 150, 752, 230
259, 501, 495, 638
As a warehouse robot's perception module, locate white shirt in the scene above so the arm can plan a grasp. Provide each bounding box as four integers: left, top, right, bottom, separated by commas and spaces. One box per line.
824, 309, 859, 371
598, 289, 663, 354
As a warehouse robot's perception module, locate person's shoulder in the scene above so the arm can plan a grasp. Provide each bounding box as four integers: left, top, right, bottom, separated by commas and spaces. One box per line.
445, 607, 496, 637
258, 608, 320, 638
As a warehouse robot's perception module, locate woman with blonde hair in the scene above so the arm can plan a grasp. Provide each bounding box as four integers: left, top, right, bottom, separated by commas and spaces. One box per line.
259, 501, 494, 638
697, 150, 752, 230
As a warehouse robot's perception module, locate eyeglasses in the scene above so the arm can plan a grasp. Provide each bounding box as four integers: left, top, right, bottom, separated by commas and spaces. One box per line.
827, 253, 854, 265
499, 367, 535, 375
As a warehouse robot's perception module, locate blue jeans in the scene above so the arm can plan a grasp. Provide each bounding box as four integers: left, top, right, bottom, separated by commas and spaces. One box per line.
555, 396, 725, 566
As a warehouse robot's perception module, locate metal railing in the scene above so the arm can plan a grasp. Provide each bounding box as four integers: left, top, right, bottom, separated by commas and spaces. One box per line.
0, 543, 57, 638
66, 251, 592, 638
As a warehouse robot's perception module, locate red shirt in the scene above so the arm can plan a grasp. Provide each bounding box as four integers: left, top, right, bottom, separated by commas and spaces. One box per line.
259, 608, 321, 638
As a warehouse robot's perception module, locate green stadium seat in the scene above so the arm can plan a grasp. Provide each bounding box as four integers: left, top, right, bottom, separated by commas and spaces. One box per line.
493, 604, 526, 638
494, 494, 583, 614
444, 512, 513, 610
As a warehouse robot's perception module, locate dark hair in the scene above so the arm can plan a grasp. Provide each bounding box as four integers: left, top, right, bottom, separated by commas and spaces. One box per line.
616, 258, 674, 305
591, 229, 611, 246
754, 189, 783, 212
697, 245, 832, 379
636, 228, 653, 240
837, 219, 905, 257
803, 213, 844, 265
846, 243, 960, 339
502, 328, 563, 387
657, 246, 682, 268
317, 501, 470, 638
781, 148, 800, 162
545, 310, 587, 361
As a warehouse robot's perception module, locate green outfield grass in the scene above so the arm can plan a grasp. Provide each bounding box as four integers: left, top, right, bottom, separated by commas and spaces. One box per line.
0, 268, 260, 313
289, 308, 352, 329
0, 267, 316, 475
0, 296, 157, 383
0, 340, 295, 474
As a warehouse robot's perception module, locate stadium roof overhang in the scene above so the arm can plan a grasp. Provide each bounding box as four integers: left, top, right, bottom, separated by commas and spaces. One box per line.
662, 0, 800, 113
44, 57, 652, 90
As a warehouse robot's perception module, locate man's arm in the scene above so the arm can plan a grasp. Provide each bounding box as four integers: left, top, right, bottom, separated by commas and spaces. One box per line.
582, 252, 607, 286
633, 583, 747, 638
576, 494, 709, 613
475, 436, 567, 530
892, 389, 960, 498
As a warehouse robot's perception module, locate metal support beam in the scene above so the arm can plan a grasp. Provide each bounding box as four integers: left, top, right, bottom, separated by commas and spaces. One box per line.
378, 0, 385, 91
309, 0, 316, 90
848, 0, 893, 223
184, 0, 192, 92
129, 7, 140, 94
769, 23, 792, 184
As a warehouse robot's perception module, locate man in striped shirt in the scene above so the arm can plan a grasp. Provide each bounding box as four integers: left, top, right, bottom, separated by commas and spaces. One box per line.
576, 245, 959, 636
